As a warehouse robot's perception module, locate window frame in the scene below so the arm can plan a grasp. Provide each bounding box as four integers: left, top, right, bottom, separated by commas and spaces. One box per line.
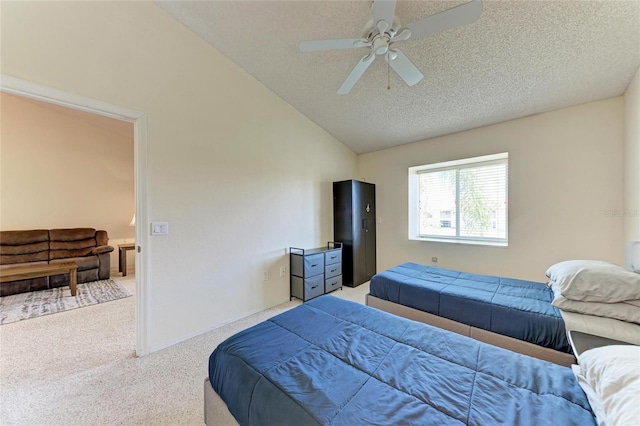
408, 152, 509, 247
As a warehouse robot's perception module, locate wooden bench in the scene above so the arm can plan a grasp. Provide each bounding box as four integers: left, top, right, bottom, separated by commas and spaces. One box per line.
0, 262, 78, 296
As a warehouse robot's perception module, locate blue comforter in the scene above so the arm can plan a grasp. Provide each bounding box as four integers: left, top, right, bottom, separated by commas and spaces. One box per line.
209, 296, 594, 425
370, 263, 571, 353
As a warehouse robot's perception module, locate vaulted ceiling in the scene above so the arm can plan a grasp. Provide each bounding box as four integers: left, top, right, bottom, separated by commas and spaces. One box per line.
156, 1, 640, 154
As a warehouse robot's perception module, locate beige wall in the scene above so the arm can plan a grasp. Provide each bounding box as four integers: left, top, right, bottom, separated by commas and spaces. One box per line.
0, 1, 357, 352
357, 98, 625, 282
3, 0, 630, 353
0, 92, 135, 272
624, 67, 640, 242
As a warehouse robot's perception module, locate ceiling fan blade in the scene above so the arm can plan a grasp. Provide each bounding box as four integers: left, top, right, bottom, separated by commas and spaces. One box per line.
406, 0, 483, 41
373, 0, 396, 33
386, 49, 424, 86
299, 38, 368, 52
338, 54, 376, 95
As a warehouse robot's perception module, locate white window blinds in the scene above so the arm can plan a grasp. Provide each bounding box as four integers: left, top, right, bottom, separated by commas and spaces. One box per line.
409, 153, 508, 245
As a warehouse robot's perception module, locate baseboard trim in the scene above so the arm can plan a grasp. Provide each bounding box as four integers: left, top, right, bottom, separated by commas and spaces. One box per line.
147, 300, 292, 354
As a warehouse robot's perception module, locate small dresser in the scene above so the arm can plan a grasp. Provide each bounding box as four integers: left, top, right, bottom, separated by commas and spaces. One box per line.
290, 242, 342, 302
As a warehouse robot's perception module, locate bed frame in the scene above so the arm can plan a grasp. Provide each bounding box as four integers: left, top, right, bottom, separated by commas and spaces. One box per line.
204, 377, 237, 425
366, 293, 576, 367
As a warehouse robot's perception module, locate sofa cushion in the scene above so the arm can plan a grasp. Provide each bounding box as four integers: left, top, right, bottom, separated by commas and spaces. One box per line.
0, 230, 50, 265
0, 229, 49, 245
49, 238, 96, 259
1, 241, 49, 256
49, 228, 96, 242
96, 230, 108, 247
1, 250, 50, 265
50, 238, 96, 251
49, 229, 98, 260
50, 248, 94, 260
50, 256, 99, 271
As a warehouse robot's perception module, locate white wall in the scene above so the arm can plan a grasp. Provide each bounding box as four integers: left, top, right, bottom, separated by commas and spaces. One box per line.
0, 1, 357, 352
624, 67, 640, 242
0, 92, 135, 272
358, 98, 625, 282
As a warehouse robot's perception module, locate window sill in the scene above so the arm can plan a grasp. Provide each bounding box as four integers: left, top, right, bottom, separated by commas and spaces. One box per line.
409, 236, 508, 247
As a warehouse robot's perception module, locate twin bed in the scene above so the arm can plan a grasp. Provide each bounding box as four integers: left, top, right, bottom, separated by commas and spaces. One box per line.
206, 261, 639, 425
367, 262, 575, 366
207, 296, 596, 425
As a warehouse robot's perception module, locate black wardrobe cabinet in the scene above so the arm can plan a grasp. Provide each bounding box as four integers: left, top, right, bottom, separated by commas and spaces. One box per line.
333, 180, 376, 287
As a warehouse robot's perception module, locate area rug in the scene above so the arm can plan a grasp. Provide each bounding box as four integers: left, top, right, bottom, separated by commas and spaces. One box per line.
0, 279, 131, 325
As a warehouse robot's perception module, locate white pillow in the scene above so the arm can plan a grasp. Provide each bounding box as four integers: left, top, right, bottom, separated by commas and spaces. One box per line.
546, 260, 640, 303
572, 365, 606, 426
573, 345, 640, 426
552, 295, 640, 325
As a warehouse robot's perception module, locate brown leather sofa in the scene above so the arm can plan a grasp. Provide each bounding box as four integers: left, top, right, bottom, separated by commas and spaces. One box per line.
0, 228, 114, 296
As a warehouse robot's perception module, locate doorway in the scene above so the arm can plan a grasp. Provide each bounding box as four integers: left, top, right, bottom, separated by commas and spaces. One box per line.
1, 74, 149, 355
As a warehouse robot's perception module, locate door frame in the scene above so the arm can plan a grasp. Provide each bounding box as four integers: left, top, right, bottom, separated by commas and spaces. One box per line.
1, 74, 149, 356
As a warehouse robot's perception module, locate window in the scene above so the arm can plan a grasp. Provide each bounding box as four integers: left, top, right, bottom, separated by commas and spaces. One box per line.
408, 153, 508, 246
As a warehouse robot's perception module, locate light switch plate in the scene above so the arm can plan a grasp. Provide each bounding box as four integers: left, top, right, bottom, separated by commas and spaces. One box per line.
151, 222, 169, 236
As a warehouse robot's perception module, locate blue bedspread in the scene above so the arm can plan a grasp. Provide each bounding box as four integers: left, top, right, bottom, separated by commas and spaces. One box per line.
209, 296, 594, 425
370, 263, 571, 353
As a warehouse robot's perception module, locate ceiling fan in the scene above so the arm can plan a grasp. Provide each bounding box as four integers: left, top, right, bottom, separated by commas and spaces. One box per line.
299, 0, 483, 95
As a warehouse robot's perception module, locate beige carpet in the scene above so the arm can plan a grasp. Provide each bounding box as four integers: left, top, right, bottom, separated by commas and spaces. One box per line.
0, 277, 370, 425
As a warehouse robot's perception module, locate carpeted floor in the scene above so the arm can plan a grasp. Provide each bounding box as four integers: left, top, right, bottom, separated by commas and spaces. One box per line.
0, 279, 131, 324
0, 276, 370, 425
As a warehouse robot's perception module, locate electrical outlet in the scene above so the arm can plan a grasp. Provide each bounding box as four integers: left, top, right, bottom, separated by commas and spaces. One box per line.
432, 257, 438, 263
280, 266, 286, 277
263, 271, 269, 281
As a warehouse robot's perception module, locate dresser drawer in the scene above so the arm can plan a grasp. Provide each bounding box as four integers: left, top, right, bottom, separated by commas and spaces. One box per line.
325, 249, 341, 265
291, 275, 324, 301
304, 275, 324, 300
303, 254, 324, 277
325, 275, 342, 293
325, 263, 342, 279
291, 253, 324, 277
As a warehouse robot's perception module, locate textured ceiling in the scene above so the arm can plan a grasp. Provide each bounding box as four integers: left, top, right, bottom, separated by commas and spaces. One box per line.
156, 1, 640, 154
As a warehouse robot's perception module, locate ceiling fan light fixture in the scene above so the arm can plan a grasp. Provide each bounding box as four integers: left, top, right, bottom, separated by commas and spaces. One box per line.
299, 0, 484, 94
376, 19, 389, 35
372, 34, 390, 55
